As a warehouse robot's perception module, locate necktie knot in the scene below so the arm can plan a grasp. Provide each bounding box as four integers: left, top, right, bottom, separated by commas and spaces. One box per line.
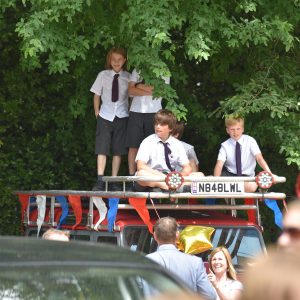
161, 142, 171, 154
112, 73, 119, 102
160, 141, 173, 171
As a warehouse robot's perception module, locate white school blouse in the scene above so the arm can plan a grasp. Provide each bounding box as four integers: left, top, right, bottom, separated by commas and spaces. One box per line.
129, 69, 170, 113
90, 69, 130, 122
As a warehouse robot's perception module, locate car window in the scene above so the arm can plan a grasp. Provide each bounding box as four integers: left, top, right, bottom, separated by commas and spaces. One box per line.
0, 266, 184, 300
123, 225, 264, 269
27, 228, 119, 245
96, 235, 118, 244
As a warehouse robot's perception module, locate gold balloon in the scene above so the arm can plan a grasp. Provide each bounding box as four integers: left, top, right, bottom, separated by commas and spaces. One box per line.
177, 225, 215, 255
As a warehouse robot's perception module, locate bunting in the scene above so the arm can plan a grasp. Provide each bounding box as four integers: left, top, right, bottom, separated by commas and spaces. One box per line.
68, 195, 82, 230
245, 198, 256, 223
18, 194, 29, 222
36, 195, 46, 237
92, 197, 108, 230
129, 198, 153, 234
107, 198, 119, 232
55, 196, 69, 229
264, 199, 283, 229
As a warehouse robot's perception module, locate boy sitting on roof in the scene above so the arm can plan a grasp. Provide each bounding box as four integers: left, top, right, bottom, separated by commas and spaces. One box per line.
172, 121, 200, 173
214, 115, 274, 192
135, 109, 202, 192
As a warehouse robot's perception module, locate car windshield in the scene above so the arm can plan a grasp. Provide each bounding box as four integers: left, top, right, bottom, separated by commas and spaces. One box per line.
0, 266, 185, 300
123, 225, 265, 269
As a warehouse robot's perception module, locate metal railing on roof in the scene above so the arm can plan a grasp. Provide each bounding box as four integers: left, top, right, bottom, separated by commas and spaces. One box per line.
14, 174, 286, 230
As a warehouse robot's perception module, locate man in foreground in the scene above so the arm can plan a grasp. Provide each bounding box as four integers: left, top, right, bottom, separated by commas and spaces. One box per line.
147, 217, 217, 300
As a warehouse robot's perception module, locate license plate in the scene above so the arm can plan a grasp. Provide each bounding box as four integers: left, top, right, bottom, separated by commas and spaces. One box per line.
191, 182, 244, 194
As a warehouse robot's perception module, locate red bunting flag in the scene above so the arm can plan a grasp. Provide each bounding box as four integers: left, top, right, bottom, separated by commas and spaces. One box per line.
245, 198, 256, 223
129, 198, 153, 234
18, 194, 29, 222
68, 195, 82, 230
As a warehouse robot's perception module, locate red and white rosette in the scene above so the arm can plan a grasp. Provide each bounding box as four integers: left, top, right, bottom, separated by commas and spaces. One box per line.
256, 171, 274, 189
165, 171, 184, 191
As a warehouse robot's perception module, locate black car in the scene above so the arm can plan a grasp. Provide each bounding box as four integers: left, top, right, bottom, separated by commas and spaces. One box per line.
0, 236, 194, 300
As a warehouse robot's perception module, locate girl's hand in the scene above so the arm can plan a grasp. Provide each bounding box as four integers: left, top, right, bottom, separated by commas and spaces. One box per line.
207, 268, 217, 287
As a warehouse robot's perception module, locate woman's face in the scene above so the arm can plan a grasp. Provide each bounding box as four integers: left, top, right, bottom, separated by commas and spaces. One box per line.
211, 251, 228, 275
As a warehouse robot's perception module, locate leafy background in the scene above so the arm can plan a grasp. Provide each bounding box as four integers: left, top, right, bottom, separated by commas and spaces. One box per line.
1, 0, 299, 244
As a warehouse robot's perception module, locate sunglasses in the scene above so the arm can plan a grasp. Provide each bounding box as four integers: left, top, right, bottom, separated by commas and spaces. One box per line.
281, 227, 300, 238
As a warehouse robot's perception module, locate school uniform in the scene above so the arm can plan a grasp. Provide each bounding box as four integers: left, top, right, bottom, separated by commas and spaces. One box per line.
126, 69, 170, 148
90, 69, 130, 155
135, 134, 189, 173
181, 141, 199, 165
217, 134, 261, 176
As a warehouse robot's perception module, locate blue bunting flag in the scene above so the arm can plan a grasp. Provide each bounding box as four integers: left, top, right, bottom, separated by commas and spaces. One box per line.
264, 198, 283, 229
55, 196, 69, 229
107, 198, 120, 232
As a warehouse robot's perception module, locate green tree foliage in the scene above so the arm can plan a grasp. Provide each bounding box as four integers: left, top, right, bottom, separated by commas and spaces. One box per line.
0, 0, 299, 238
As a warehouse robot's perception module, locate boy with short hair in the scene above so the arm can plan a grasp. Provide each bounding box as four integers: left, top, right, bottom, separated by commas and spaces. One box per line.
135, 109, 192, 191
90, 47, 130, 191
173, 121, 199, 172
214, 115, 273, 192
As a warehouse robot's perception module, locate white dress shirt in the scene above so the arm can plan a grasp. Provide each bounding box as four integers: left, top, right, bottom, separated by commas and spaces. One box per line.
90, 69, 130, 121
136, 134, 189, 172
129, 69, 170, 113
217, 134, 261, 176
181, 141, 199, 165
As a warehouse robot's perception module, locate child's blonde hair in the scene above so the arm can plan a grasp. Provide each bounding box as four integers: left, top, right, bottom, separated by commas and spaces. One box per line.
225, 115, 244, 127
105, 47, 127, 70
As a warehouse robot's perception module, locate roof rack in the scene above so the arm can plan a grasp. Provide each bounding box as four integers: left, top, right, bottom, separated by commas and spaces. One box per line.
14, 174, 286, 230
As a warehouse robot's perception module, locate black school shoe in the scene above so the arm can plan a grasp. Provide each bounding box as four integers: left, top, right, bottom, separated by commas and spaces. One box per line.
109, 182, 121, 191
126, 181, 135, 192
92, 179, 105, 191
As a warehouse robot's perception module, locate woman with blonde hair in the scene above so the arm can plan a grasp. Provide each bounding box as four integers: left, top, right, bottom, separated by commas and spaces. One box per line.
208, 246, 243, 300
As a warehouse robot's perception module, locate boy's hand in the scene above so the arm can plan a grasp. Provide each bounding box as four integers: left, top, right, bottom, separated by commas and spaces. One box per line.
272, 173, 279, 184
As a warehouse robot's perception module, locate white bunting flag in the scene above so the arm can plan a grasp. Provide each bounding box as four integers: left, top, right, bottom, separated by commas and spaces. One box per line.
92, 197, 107, 231
36, 195, 46, 237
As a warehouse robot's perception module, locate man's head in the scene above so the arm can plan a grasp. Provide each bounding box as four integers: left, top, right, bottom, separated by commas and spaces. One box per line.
153, 217, 179, 245
225, 115, 244, 141
277, 200, 300, 251
242, 249, 300, 300
42, 228, 70, 242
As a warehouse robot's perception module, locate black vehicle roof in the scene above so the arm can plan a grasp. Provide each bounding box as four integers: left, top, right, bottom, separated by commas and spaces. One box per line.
0, 236, 157, 269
